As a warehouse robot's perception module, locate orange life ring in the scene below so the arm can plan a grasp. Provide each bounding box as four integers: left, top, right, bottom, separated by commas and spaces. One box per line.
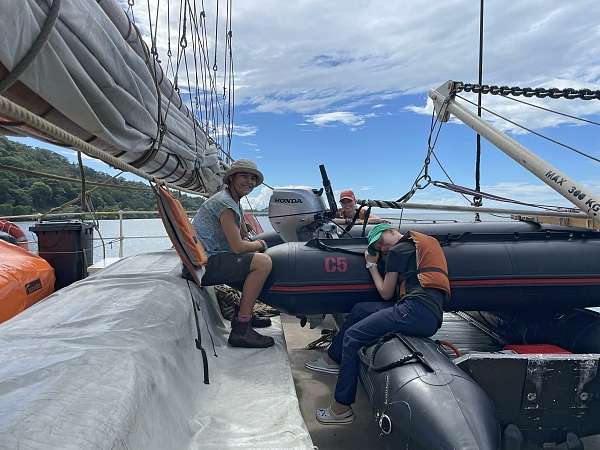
0, 220, 29, 250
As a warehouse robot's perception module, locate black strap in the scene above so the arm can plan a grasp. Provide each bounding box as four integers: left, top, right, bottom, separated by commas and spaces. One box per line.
417, 266, 449, 277
360, 332, 434, 374
361, 207, 371, 237
187, 280, 210, 384
342, 205, 364, 234
306, 238, 364, 256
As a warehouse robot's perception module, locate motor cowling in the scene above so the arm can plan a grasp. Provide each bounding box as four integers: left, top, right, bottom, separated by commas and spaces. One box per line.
268, 188, 328, 242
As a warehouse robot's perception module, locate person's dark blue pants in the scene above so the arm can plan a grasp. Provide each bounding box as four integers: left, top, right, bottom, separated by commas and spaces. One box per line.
328, 299, 439, 406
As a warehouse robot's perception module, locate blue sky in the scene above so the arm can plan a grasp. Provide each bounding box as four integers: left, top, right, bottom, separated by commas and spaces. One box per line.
10, 0, 600, 211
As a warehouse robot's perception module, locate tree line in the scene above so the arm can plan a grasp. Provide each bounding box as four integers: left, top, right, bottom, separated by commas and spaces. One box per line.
0, 137, 204, 217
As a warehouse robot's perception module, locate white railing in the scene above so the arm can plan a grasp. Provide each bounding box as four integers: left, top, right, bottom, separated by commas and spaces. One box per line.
1, 209, 269, 258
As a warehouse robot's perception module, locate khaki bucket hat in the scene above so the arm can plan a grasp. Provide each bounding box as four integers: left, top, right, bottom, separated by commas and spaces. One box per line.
224, 159, 264, 185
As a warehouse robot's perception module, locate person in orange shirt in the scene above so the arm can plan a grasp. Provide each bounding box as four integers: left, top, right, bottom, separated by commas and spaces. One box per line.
333, 189, 388, 225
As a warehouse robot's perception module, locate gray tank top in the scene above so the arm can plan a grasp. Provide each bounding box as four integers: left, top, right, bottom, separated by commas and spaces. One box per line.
192, 189, 243, 257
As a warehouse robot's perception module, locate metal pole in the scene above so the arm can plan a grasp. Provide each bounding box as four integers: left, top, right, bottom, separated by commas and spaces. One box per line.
357, 199, 589, 219
77, 151, 87, 213
118, 210, 124, 258
474, 0, 484, 218
429, 81, 600, 223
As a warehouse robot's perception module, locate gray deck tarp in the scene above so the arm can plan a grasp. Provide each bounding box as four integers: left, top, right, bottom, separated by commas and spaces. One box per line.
0, 250, 312, 449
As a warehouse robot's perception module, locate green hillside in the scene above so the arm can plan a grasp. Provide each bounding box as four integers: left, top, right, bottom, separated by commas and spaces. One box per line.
0, 137, 204, 217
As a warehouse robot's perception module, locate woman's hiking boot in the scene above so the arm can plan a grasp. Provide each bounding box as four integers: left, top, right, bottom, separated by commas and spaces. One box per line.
233, 304, 272, 328
228, 319, 275, 348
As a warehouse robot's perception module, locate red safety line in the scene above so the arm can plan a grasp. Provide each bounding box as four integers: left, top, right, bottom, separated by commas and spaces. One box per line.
452, 277, 600, 287
269, 283, 375, 293
268, 276, 600, 293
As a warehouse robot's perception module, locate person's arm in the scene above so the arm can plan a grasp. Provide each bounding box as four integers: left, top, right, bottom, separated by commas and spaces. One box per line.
220, 209, 266, 254
365, 250, 398, 300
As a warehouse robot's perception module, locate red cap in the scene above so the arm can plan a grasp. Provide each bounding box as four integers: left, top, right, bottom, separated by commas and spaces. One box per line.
339, 190, 356, 202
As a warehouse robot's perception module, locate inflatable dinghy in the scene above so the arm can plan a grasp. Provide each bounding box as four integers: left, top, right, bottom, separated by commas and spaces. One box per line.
260, 226, 600, 315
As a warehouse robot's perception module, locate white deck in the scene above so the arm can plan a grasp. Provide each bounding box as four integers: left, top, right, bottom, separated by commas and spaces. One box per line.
0, 250, 312, 450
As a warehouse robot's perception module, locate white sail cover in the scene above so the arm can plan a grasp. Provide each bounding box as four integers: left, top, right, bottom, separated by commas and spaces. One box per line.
0, 250, 312, 450
0, 0, 227, 193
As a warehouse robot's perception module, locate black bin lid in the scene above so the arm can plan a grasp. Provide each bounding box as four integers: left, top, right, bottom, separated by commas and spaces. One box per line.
29, 220, 94, 233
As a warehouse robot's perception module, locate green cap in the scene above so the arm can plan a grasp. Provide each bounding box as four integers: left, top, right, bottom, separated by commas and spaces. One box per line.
367, 223, 393, 253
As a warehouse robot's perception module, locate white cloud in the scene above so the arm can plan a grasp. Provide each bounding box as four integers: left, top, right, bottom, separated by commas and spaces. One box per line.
233, 124, 258, 137
127, 1, 600, 131
360, 186, 376, 191
306, 111, 366, 127
372, 104, 385, 109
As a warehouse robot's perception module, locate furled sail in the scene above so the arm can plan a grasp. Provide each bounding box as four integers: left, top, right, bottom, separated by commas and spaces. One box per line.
0, 0, 229, 194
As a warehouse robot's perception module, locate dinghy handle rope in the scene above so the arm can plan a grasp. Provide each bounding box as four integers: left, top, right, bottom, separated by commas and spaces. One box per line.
306, 238, 364, 256
360, 332, 434, 373
186, 280, 210, 384
0, 0, 62, 94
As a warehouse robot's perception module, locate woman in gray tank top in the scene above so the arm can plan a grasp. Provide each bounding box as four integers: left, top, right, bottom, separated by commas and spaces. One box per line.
188, 159, 274, 348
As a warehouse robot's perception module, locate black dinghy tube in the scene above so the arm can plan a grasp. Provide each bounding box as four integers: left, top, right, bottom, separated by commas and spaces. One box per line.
359, 335, 500, 450
260, 227, 600, 315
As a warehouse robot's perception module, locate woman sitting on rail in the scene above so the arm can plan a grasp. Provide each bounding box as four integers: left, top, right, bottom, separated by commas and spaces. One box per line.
183, 159, 273, 349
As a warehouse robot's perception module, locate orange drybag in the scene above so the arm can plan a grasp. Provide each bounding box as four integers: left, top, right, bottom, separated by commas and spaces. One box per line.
0, 240, 55, 323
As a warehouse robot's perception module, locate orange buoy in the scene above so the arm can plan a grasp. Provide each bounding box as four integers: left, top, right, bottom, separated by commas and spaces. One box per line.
0, 220, 29, 250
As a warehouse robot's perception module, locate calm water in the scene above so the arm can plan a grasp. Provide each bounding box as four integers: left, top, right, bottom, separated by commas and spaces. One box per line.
18, 211, 508, 263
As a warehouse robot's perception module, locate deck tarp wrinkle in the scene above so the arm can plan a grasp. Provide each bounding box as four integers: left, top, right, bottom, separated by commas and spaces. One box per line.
0, 250, 312, 450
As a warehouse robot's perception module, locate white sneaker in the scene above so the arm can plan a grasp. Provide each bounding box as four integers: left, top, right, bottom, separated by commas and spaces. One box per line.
316, 406, 355, 425
305, 356, 340, 374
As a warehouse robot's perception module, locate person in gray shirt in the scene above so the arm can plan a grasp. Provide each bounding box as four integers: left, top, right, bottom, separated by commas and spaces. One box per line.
185, 159, 273, 348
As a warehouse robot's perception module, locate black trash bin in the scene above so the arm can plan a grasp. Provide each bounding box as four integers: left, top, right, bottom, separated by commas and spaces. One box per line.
30, 221, 94, 290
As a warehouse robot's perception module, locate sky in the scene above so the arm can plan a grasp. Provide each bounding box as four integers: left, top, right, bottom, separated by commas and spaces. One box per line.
10, 0, 600, 212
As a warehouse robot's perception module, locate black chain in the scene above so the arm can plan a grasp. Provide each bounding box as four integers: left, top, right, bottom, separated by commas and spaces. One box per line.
456, 82, 600, 101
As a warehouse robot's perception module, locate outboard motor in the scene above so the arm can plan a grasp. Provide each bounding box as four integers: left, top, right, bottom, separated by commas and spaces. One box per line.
268, 188, 333, 242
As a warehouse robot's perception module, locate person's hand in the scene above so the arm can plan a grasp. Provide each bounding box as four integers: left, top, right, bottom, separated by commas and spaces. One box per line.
364, 249, 379, 263
258, 239, 268, 252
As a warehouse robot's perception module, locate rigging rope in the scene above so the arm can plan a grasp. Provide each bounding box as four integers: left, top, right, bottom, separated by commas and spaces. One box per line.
0, 163, 151, 191
128, 0, 235, 175
493, 94, 600, 127
456, 94, 600, 164
0, 0, 62, 94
